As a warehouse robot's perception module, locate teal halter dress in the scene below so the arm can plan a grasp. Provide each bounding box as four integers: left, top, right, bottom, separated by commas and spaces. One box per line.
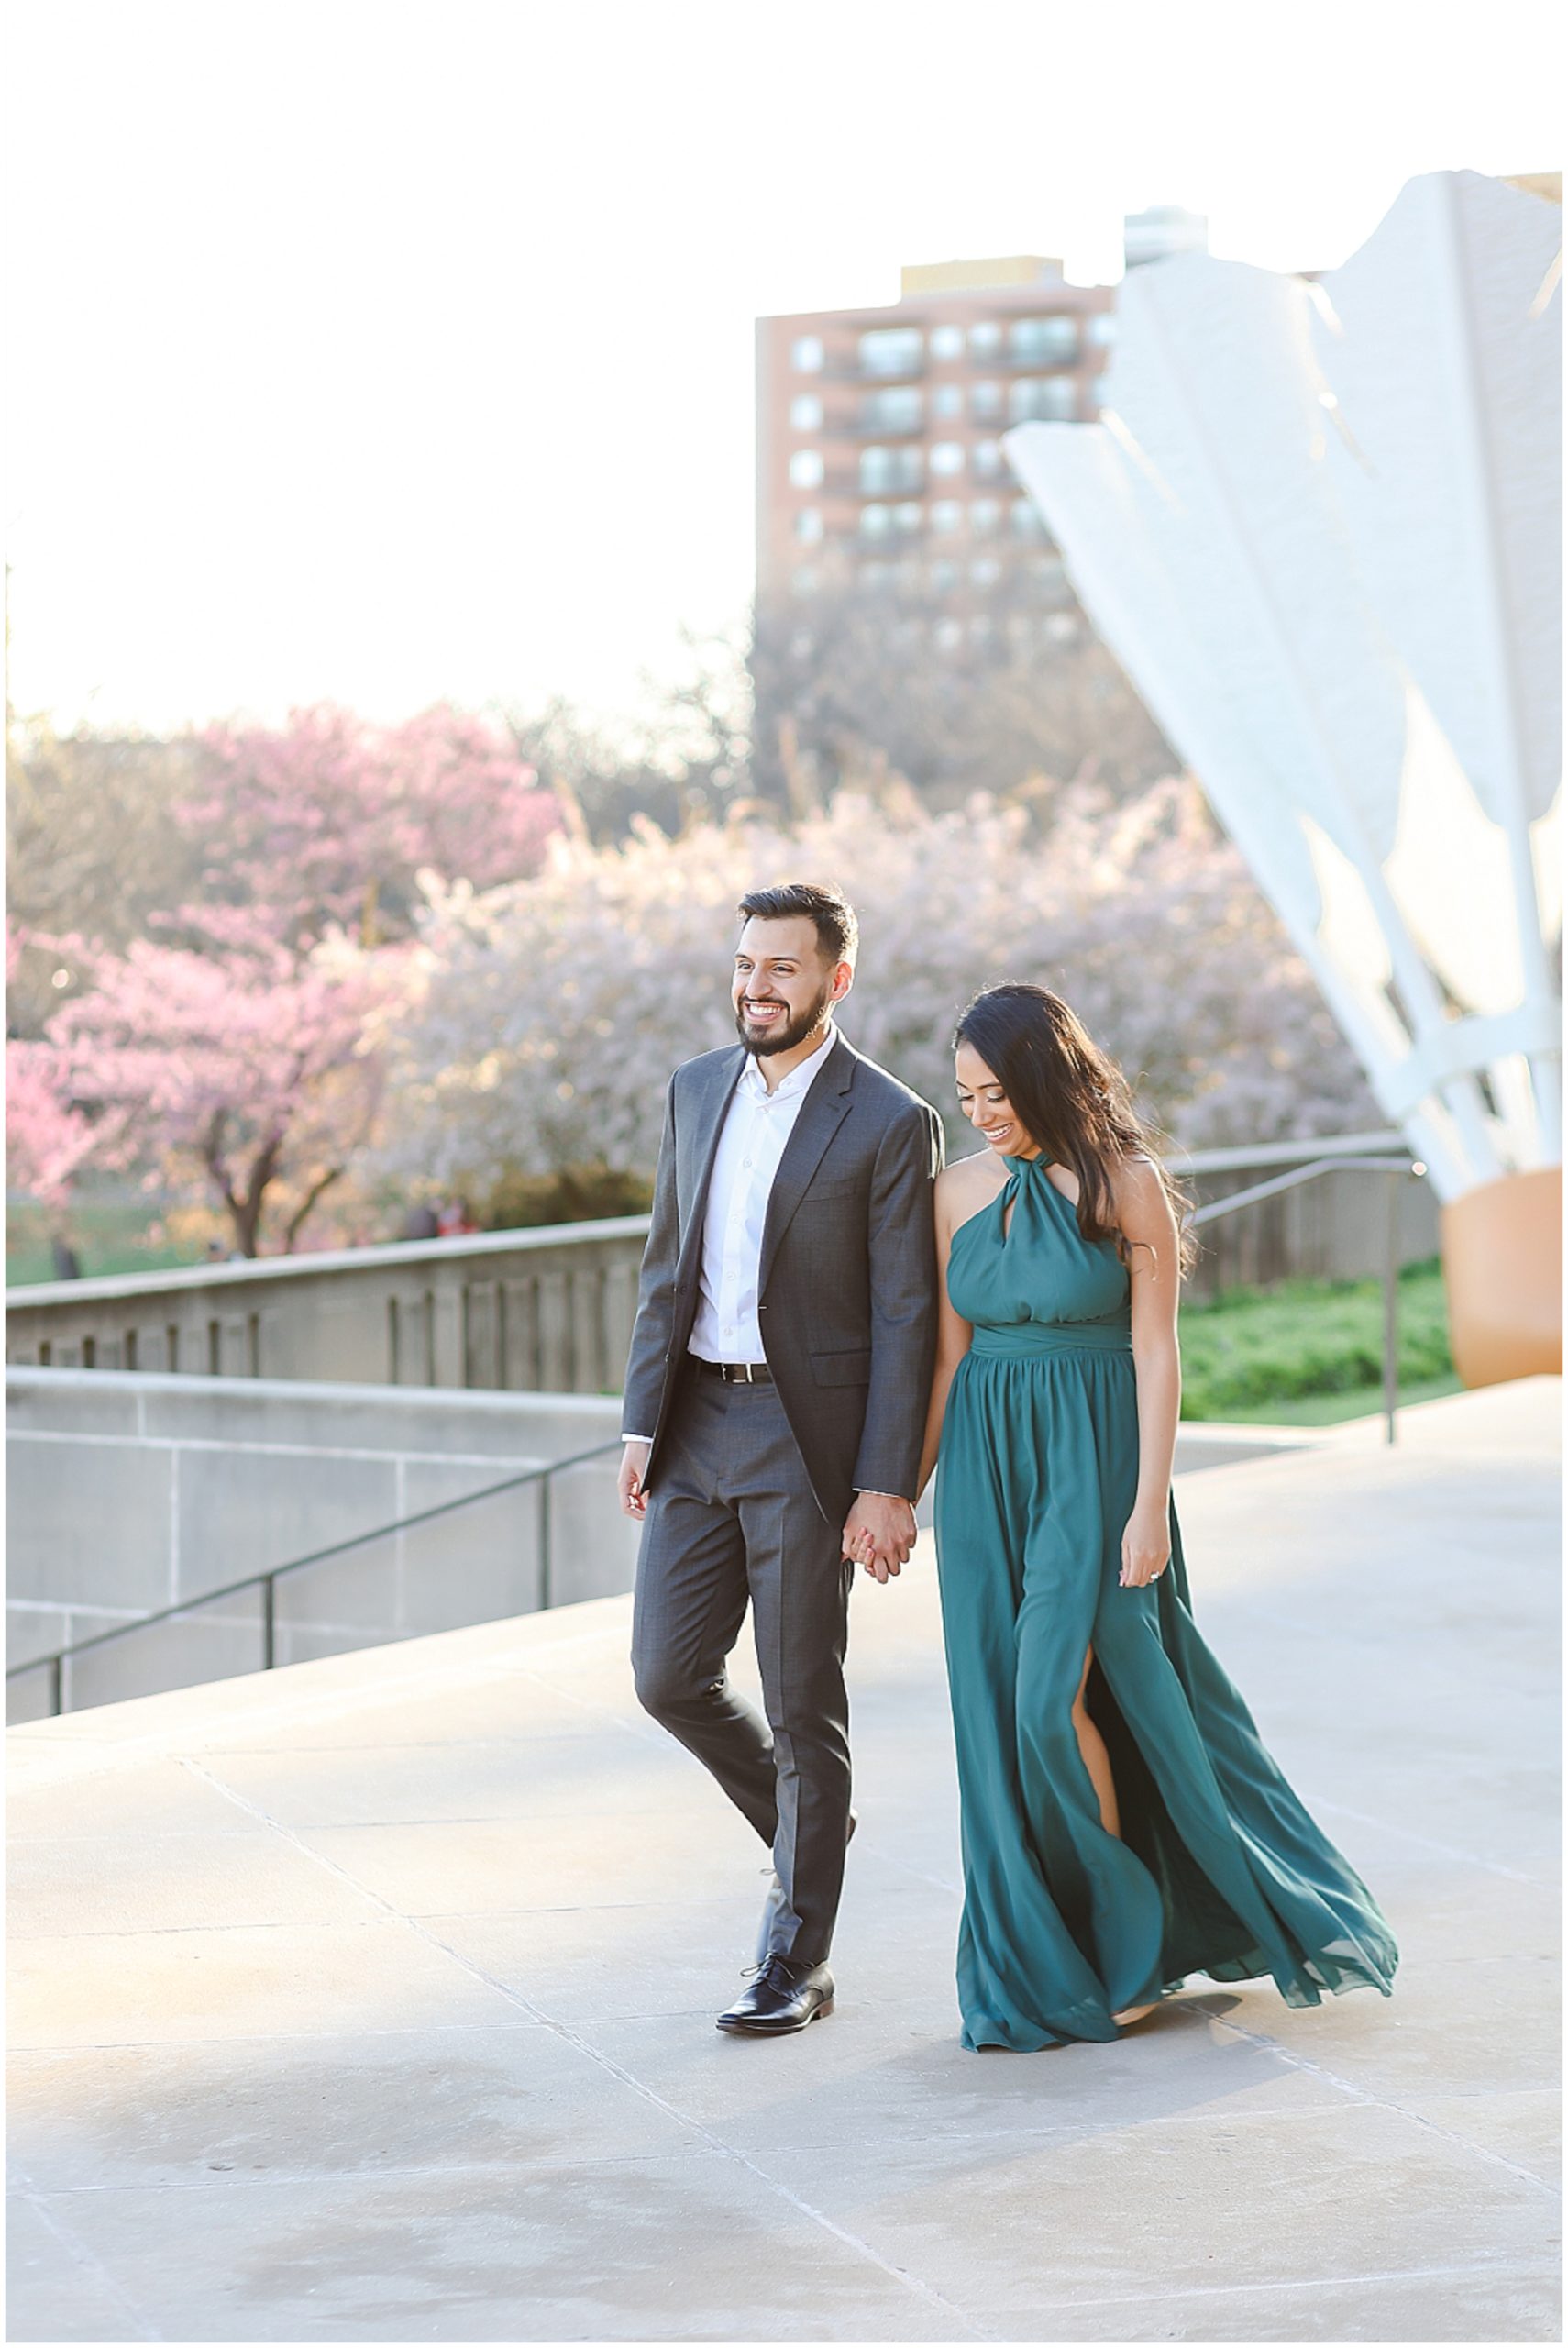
933, 1151, 1397, 2052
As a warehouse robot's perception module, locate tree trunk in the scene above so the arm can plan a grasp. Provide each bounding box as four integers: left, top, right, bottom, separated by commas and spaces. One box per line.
282, 1165, 342, 1253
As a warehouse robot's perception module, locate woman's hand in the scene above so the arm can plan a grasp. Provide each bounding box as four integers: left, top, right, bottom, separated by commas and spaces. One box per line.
1120, 1501, 1171, 1589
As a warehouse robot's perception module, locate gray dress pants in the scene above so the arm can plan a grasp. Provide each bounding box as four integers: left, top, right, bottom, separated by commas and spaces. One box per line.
630, 1366, 854, 1967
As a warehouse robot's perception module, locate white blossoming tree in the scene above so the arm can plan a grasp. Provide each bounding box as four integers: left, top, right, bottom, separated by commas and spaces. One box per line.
371, 778, 1375, 1203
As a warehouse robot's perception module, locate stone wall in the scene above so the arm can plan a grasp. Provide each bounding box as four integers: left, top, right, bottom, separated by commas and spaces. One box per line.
6, 1370, 636, 1722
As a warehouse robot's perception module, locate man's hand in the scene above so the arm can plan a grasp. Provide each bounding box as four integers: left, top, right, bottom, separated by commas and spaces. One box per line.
618, 1440, 652, 1521
842, 1493, 917, 1584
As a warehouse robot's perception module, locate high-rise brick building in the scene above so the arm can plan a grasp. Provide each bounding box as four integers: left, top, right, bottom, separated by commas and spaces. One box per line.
755, 255, 1117, 614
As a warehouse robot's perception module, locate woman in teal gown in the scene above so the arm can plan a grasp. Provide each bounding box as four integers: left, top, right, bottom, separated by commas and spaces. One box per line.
907, 983, 1397, 2053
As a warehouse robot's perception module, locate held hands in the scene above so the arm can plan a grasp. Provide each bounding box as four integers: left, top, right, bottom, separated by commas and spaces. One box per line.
843, 1493, 918, 1584
618, 1440, 652, 1521
1120, 1500, 1171, 1589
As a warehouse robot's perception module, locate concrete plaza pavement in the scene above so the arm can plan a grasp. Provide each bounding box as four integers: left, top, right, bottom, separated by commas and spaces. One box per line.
7, 1379, 1561, 2343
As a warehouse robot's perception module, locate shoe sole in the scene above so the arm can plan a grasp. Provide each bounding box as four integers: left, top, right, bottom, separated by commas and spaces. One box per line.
715, 1999, 834, 2035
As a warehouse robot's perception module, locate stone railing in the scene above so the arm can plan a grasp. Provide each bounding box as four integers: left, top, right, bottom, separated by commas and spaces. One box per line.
4, 1135, 1439, 1384
5, 1215, 650, 1392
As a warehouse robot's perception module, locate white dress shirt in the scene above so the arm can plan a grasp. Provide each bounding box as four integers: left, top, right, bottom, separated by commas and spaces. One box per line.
686, 1021, 839, 1366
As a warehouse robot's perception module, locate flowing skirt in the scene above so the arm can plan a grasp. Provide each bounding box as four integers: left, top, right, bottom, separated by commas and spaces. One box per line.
933, 1346, 1397, 2051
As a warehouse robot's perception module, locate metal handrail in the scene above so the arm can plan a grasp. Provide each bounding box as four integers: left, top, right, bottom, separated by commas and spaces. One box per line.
7, 1434, 624, 1718
10, 1149, 1429, 1718
1187, 1154, 1424, 1448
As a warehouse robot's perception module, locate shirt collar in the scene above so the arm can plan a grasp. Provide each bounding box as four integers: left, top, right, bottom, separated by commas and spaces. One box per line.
738, 1019, 839, 1103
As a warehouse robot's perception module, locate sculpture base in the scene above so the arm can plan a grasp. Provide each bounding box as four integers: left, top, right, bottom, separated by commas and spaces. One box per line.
1441, 1168, 1562, 1389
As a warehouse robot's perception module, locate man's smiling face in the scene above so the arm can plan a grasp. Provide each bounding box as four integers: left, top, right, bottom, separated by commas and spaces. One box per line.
732, 914, 847, 1058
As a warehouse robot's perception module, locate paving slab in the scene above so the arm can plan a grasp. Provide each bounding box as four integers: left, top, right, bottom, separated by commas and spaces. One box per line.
6, 1379, 1561, 2342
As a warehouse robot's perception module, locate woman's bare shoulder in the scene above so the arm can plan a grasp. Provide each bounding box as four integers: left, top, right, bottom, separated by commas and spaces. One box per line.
1110, 1149, 1176, 1224
936, 1148, 1004, 1200
935, 1149, 1005, 1240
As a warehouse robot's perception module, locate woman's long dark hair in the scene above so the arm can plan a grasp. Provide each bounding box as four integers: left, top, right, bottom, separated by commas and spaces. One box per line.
954, 982, 1195, 1275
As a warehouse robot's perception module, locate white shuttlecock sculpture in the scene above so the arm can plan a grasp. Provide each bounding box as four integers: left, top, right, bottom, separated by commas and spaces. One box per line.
1006, 169, 1562, 1386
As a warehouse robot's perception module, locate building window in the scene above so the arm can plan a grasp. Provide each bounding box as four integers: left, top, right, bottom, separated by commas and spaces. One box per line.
930, 323, 965, 360
859, 327, 923, 378
1010, 376, 1078, 424
860, 503, 892, 541
930, 559, 959, 592
791, 335, 824, 373
1087, 313, 1117, 348
935, 616, 965, 652
861, 559, 893, 590
795, 507, 824, 543
790, 393, 823, 430
971, 439, 1003, 479
931, 382, 964, 420
860, 443, 923, 493
929, 440, 966, 478
860, 384, 922, 432
1011, 496, 1048, 539
969, 497, 1001, 537
789, 449, 824, 488
893, 500, 923, 536
1008, 316, 1079, 366
970, 380, 1003, 421
894, 557, 922, 591
969, 321, 1002, 358
930, 499, 964, 537
971, 556, 1001, 587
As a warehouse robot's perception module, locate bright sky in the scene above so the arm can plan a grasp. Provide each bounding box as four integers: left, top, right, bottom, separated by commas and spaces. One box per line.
5, 0, 1561, 736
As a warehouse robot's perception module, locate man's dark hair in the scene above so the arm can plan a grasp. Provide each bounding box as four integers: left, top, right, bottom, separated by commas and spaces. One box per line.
737, 881, 858, 967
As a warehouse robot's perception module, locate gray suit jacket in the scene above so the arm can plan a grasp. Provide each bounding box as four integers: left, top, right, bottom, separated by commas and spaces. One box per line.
622, 1032, 945, 1526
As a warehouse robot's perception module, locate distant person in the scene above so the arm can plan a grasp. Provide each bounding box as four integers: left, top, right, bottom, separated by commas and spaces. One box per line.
915, 982, 1398, 2049
50, 1237, 82, 1280
620, 882, 942, 2035
400, 1204, 439, 1242
436, 1197, 477, 1237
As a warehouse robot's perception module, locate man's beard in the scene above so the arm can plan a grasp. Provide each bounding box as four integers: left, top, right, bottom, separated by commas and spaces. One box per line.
734, 977, 834, 1058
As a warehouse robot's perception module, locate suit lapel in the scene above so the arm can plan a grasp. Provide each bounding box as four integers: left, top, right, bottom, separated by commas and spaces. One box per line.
679, 1047, 745, 1269
759, 1036, 855, 1291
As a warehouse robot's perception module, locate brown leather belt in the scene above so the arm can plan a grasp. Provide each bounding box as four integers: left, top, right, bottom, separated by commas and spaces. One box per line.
693, 1357, 774, 1384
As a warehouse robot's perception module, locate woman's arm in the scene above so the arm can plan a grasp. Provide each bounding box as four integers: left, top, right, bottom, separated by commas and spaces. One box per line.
1115, 1155, 1183, 1589
913, 1173, 975, 1503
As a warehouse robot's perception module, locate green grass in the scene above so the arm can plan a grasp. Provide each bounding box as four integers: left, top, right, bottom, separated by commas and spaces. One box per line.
6, 1200, 209, 1287
1180, 1258, 1455, 1424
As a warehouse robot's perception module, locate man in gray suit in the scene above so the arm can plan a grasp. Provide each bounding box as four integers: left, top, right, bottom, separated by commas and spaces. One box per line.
619, 881, 943, 2034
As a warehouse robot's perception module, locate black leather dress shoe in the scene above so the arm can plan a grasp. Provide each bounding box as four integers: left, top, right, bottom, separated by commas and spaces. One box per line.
716, 1952, 835, 2035
755, 1809, 857, 1964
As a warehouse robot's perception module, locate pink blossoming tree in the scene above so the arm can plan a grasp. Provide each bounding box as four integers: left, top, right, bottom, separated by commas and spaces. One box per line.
21, 707, 560, 1256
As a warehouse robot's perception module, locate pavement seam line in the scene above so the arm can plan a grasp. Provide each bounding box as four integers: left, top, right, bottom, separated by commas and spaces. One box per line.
12, 2183, 164, 2342
176, 1755, 999, 2343
1178, 1999, 1560, 2198
1303, 1795, 1545, 1884
1025, 2255, 1563, 2313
